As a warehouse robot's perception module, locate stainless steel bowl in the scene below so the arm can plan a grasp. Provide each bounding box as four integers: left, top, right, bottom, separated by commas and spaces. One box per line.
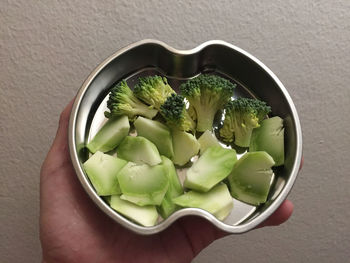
68, 39, 302, 235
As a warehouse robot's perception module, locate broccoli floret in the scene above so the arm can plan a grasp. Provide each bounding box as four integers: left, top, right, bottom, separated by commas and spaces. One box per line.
104, 80, 158, 120
160, 93, 195, 132
219, 97, 271, 147
180, 74, 236, 132
134, 76, 175, 110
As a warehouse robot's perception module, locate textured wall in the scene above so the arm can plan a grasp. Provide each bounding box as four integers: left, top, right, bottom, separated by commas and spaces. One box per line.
1, 0, 349, 262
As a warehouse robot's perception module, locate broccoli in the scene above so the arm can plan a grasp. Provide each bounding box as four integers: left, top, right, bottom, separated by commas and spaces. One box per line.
184, 146, 237, 192
104, 80, 158, 120
180, 74, 236, 132
134, 75, 175, 110
117, 162, 169, 206
159, 93, 195, 132
188, 104, 197, 121
219, 97, 271, 147
173, 183, 233, 221
227, 151, 275, 205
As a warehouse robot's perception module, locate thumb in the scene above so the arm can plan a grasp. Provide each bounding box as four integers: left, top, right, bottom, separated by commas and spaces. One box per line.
178, 199, 294, 257
51, 99, 75, 153
258, 200, 294, 228
177, 216, 227, 257
41, 99, 75, 178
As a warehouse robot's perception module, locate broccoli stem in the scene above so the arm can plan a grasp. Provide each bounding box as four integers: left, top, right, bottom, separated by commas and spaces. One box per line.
134, 104, 158, 120
234, 127, 253, 147
196, 107, 217, 132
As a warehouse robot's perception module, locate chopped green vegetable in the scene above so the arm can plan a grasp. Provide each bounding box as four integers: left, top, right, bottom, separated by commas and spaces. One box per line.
116, 136, 161, 166
134, 75, 175, 110
134, 117, 174, 158
219, 97, 271, 147
173, 184, 233, 220
82, 74, 286, 226
184, 146, 237, 192
83, 151, 127, 196
87, 115, 130, 153
104, 80, 158, 120
158, 156, 183, 218
227, 151, 275, 205
171, 129, 200, 166
197, 130, 221, 154
160, 94, 195, 132
180, 74, 236, 132
110, 195, 158, 227
117, 162, 169, 206
250, 116, 285, 166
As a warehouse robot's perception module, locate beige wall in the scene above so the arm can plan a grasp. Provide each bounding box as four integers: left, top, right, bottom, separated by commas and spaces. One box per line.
1, 1, 349, 262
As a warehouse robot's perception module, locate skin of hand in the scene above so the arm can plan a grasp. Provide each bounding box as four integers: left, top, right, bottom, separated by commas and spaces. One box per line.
40, 100, 298, 263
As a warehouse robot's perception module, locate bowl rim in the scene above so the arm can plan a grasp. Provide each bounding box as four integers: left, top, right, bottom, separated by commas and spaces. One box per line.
68, 39, 303, 235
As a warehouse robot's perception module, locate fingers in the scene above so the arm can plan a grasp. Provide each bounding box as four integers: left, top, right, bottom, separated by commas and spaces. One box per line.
176, 216, 227, 257
258, 200, 294, 228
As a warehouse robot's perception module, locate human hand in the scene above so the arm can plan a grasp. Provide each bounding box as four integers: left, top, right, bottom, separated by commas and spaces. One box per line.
40, 100, 297, 263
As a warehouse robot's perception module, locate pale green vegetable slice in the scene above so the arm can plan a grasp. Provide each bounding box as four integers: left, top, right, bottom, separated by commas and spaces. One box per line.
117, 162, 168, 206
197, 130, 221, 154
158, 156, 183, 218
173, 184, 233, 220
134, 117, 174, 158
171, 130, 200, 166
184, 146, 237, 192
228, 151, 275, 205
87, 116, 130, 153
83, 151, 127, 196
116, 136, 161, 165
110, 195, 158, 227
250, 116, 284, 166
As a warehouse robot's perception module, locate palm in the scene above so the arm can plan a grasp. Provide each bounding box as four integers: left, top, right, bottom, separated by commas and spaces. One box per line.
40, 154, 222, 263
40, 101, 294, 263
